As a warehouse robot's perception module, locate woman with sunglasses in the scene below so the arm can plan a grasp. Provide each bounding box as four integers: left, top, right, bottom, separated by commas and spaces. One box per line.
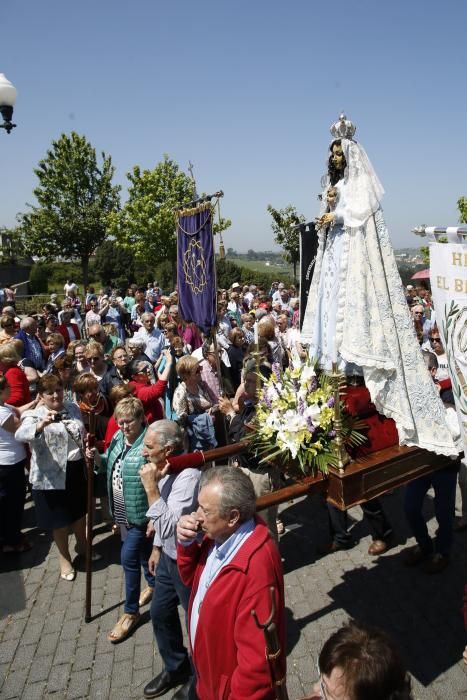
84, 341, 120, 397
172, 355, 217, 450
85, 300, 104, 335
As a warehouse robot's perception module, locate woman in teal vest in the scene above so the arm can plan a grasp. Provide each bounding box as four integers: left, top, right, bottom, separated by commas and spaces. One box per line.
91, 396, 154, 643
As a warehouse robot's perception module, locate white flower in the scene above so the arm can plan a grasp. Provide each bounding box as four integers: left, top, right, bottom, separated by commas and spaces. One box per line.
277, 430, 300, 458
300, 364, 316, 383
283, 410, 306, 433
304, 404, 322, 426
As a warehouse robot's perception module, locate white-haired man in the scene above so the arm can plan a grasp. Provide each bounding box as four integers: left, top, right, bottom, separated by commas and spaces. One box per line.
134, 313, 165, 363
177, 467, 286, 700
15, 317, 45, 372
140, 420, 201, 700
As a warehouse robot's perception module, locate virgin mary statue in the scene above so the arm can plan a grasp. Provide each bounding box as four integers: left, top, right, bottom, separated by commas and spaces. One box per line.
301, 114, 457, 457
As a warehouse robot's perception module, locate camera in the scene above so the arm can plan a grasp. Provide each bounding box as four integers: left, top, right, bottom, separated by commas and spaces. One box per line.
53, 411, 68, 422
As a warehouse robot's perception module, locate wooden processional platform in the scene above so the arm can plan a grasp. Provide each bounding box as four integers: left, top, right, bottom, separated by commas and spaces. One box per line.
207, 441, 453, 512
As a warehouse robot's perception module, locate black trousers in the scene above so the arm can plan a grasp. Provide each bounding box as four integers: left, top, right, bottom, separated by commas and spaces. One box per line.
0, 459, 27, 546
327, 498, 393, 547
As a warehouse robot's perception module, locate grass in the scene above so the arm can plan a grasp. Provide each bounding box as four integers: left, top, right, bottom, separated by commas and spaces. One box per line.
228, 257, 293, 276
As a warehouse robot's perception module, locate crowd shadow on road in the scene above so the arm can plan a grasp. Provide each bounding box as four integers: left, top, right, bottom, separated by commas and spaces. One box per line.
279, 488, 466, 688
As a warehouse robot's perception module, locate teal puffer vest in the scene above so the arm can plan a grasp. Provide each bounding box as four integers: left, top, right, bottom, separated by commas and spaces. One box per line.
102, 428, 148, 526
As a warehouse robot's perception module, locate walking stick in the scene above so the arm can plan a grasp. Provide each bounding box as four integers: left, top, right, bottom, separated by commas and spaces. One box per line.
251, 586, 289, 700
84, 410, 96, 623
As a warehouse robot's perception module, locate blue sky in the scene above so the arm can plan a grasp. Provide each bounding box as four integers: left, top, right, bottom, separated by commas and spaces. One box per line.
2, 0, 466, 252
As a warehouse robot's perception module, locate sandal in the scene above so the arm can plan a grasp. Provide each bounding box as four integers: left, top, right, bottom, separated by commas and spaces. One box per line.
107, 612, 140, 643
139, 586, 154, 607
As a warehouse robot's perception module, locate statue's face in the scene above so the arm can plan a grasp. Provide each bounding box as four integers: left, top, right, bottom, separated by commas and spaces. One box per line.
331, 143, 345, 170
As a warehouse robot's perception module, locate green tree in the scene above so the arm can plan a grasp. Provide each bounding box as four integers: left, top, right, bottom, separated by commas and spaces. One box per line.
19, 132, 120, 287
419, 245, 429, 266
457, 196, 467, 223
0, 226, 26, 263
213, 216, 232, 237
29, 263, 50, 294
215, 258, 243, 290
267, 204, 304, 282
93, 240, 136, 286
111, 155, 195, 280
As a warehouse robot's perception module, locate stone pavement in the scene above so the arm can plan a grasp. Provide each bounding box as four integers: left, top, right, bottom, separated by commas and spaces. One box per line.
1, 485, 467, 699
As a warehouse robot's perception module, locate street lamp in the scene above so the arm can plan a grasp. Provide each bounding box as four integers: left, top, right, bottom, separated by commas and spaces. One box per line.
0, 74, 17, 134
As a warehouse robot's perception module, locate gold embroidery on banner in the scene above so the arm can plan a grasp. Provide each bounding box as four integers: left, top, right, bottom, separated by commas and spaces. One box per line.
183, 238, 208, 295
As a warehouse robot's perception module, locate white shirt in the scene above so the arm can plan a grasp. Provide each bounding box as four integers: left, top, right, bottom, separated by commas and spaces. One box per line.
0, 405, 27, 464
188, 518, 255, 647
133, 327, 165, 363
435, 353, 450, 381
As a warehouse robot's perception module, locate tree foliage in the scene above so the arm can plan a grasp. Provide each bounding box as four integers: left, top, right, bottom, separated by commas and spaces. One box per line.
29, 263, 50, 294
419, 246, 429, 266
0, 226, 26, 263
213, 216, 232, 237
93, 240, 136, 286
111, 155, 195, 269
215, 258, 243, 290
457, 196, 467, 224
19, 132, 121, 286
267, 204, 305, 281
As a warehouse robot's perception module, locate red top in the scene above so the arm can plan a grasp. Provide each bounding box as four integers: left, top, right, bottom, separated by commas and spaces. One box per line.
103, 379, 167, 449
4, 366, 31, 407
177, 518, 286, 700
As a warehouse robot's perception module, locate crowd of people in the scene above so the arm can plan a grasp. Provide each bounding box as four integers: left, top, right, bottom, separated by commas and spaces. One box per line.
0, 275, 464, 699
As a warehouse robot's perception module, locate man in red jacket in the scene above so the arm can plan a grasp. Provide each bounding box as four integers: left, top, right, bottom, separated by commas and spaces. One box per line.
176, 467, 286, 700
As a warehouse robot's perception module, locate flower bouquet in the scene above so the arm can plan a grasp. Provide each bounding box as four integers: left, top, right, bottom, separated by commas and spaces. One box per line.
250, 360, 366, 477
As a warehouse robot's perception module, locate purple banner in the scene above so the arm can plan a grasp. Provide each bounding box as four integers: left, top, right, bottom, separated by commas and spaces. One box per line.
177, 205, 217, 333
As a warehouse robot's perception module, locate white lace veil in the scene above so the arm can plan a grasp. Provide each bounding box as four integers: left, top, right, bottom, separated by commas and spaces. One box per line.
341, 139, 385, 227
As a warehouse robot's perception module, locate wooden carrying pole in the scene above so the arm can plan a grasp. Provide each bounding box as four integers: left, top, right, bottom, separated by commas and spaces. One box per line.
85, 411, 96, 623
251, 587, 289, 700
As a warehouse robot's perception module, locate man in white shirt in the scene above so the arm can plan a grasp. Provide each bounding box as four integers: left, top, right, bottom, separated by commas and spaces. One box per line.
63, 279, 78, 297
133, 313, 165, 364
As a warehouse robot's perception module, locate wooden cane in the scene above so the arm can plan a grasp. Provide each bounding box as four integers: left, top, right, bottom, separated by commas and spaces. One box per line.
84, 410, 96, 623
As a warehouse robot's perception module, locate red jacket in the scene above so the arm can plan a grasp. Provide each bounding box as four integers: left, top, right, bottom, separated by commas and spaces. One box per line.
56, 323, 81, 348
103, 379, 167, 449
177, 518, 286, 700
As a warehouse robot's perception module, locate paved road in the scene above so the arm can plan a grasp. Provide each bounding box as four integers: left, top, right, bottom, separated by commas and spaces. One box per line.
1, 486, 467, 699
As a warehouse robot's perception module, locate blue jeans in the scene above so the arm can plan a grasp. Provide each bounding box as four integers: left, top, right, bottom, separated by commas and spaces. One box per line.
404, 464, 458, 557
150, 551, 191, 674
120, 524, 155, 614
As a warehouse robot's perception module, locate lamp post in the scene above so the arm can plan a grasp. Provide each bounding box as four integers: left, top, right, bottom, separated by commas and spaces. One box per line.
0, 74, 17, 134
